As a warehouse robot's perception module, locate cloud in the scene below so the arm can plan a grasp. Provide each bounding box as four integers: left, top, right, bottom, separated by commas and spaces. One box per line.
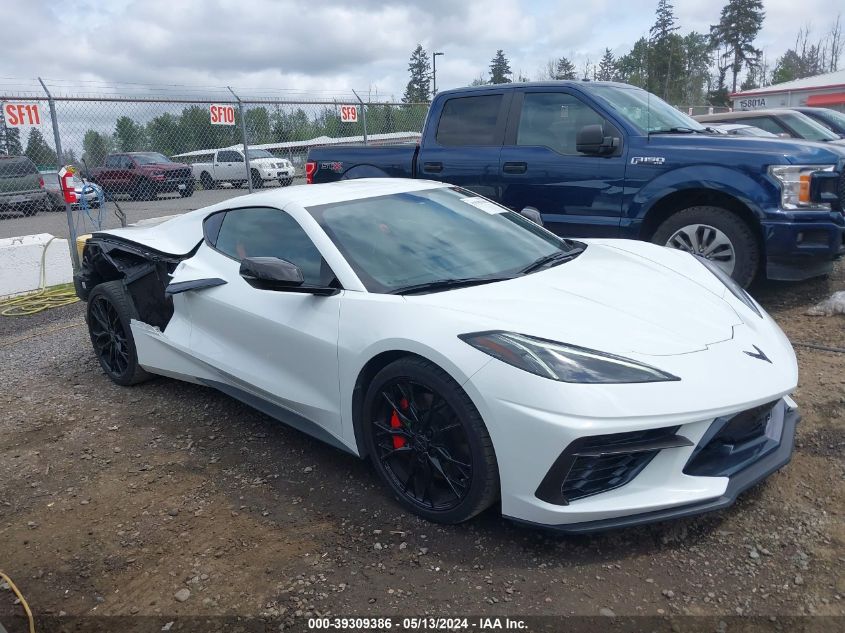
0, 0, 839, 101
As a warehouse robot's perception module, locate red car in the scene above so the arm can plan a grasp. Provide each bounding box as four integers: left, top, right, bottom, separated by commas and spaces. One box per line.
90, 152, 194, 200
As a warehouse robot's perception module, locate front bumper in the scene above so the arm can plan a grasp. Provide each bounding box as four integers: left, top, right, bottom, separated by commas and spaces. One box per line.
762, 210, 845, 281
512, 402, 799, 533
153, 176, 193, 192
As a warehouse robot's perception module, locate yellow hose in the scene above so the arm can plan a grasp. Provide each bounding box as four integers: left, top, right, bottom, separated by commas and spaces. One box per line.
0, 237, 79, 317
0, 569, 35, 633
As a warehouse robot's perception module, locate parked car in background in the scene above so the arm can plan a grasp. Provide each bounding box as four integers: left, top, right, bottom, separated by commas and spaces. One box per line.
708, 123, 779, 138
788, 107, 845, 137
308, 81, 845, 287
0, 155, 48, 216
41, 170, 105, 211
695, 109, 845, 146
191, 148, 295, 190
88, 152, 194, 201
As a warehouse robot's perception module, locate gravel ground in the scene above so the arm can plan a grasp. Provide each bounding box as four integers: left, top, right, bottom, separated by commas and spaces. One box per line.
0, 262, 843, 632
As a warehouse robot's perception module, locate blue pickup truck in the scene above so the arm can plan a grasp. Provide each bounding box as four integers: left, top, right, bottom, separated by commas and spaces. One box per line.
306, 81, 845, 286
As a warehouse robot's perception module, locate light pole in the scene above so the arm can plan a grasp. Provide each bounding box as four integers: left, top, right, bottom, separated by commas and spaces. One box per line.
432, 51, 444, 99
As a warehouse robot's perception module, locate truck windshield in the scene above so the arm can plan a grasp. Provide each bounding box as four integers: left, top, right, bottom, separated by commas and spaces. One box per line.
133, 153, 172, 165
590, 85, 706, 134
782, 113, 840, 142
247, 149, 276, 159
308, 187, 583, 294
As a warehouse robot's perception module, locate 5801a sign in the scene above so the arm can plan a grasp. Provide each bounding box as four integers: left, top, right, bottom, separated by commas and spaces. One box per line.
3, 102, 42, 127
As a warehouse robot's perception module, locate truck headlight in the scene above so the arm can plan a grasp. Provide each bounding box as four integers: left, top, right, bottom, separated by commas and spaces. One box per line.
459, 331, 679, 383
768, 165, 834, 210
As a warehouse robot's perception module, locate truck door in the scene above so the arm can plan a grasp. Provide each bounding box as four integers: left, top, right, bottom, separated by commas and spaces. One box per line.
416, 91, 511, 200
216, 150, 244, 182
498, 89, 626, 238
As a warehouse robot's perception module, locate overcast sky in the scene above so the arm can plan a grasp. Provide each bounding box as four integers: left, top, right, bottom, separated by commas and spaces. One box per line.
1, 0, 840, 101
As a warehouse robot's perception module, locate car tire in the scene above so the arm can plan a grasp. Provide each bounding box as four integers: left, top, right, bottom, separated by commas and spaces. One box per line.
131, 179, 156, 201
200, 172, 215, 190
651, 206, 759, 287
179, 183, 194, 198
21, 203, 39, 217
251, 170, 263, 189
362, 356, 499, 524
86, 280, 152, 386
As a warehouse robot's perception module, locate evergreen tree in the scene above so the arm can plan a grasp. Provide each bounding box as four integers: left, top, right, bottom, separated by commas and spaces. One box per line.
555, 56, 577, 80
1, 126, 23, 155
82, 130, 110, 167
616, 37, 651, 88
596, 48, 617, 81
145, 113, 180, 156
649, 0, 680, 99
489, 50, 512, 84
710, 0, 765, 92
681, 32, 714, 104
24, 128, 58, 168
114, 116, 146, 151
403, 45, 431, 103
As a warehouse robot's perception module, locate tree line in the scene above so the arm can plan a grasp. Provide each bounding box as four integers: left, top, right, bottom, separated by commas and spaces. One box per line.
405, 0, 844, 107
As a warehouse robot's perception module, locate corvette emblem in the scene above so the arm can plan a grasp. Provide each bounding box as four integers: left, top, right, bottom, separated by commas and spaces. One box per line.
744, 345, 772, 363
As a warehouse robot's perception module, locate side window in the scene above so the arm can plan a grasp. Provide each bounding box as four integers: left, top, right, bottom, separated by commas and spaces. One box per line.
517, 92, 610, 155
741, 117, 788, 136
121, 156, 135, 169
219, 151, 240, 162
105, 155, 120, 167
214, 208, 329, 286
435, 94, 504, 146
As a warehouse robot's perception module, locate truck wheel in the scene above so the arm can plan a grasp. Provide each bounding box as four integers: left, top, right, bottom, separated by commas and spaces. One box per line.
251, 169, 264, 189
200, 172, 215, 190
652, 206, 758, 287
179, 183, 194, 198
21, 202, 39, 217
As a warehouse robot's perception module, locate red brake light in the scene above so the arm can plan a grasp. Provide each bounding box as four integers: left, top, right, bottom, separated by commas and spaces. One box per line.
39, 176, 45, 188
305, 161, 316, 184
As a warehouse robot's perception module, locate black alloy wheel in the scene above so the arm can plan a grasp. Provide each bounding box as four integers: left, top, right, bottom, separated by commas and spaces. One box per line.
86, 281, 151, 386
364, 357, 499, 523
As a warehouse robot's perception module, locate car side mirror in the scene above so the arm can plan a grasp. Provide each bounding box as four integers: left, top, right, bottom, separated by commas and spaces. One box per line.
239, 257, 304, 290
239, 256, 340, 296
576, 124, 617, 155
777, 133, 791, 139
520, 206, 544, 227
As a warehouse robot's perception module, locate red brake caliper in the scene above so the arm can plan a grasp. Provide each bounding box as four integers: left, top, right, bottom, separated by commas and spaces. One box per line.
390, 398, 409, 449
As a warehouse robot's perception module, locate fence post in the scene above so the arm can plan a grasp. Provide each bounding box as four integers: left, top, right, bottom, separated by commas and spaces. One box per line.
228, 86, 253, 193
38, 77, 80, 272
352, 89, 367, 145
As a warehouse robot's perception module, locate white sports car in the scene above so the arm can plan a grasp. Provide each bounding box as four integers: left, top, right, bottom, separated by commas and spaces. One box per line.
76, 179, 800, 531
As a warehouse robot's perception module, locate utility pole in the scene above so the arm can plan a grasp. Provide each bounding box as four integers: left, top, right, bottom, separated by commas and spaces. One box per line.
432, 51, 445, 99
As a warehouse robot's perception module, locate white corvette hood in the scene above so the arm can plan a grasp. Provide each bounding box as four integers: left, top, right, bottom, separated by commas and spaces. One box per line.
409, 241, 745, 357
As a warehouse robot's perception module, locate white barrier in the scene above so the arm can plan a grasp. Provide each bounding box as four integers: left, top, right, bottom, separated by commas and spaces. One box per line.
0, 233, 73, 298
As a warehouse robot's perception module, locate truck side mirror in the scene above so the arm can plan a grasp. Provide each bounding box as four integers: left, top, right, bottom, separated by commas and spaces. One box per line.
576, 124, 617, 155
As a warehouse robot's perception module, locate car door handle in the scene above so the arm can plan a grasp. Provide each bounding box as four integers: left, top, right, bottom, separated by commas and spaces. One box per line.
502, 162, 527, 174
422, 162, 443, 173
165, 278, 227, 296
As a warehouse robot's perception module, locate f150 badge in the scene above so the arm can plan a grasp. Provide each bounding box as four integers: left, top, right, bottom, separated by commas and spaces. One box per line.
631, 156, 665, 165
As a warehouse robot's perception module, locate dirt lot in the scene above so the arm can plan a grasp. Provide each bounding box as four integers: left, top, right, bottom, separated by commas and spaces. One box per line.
0, 263, 843, 632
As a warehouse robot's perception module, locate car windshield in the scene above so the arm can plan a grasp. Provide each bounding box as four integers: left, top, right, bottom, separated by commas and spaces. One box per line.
133, 153, 172, 165
247, 149, 276, 159
308, 187, 582, 294
811, 108, 845, 131
783, 112, 841, 141
589, 85, 707, 134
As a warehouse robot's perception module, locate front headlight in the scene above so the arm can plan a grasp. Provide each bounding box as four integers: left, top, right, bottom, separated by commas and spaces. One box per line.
459, 331, 679, 384
768, 165, 834, 210
696, 256, 762, 318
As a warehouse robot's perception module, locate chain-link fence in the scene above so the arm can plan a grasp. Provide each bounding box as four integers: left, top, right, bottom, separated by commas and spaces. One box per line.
1, 81, 429, 265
